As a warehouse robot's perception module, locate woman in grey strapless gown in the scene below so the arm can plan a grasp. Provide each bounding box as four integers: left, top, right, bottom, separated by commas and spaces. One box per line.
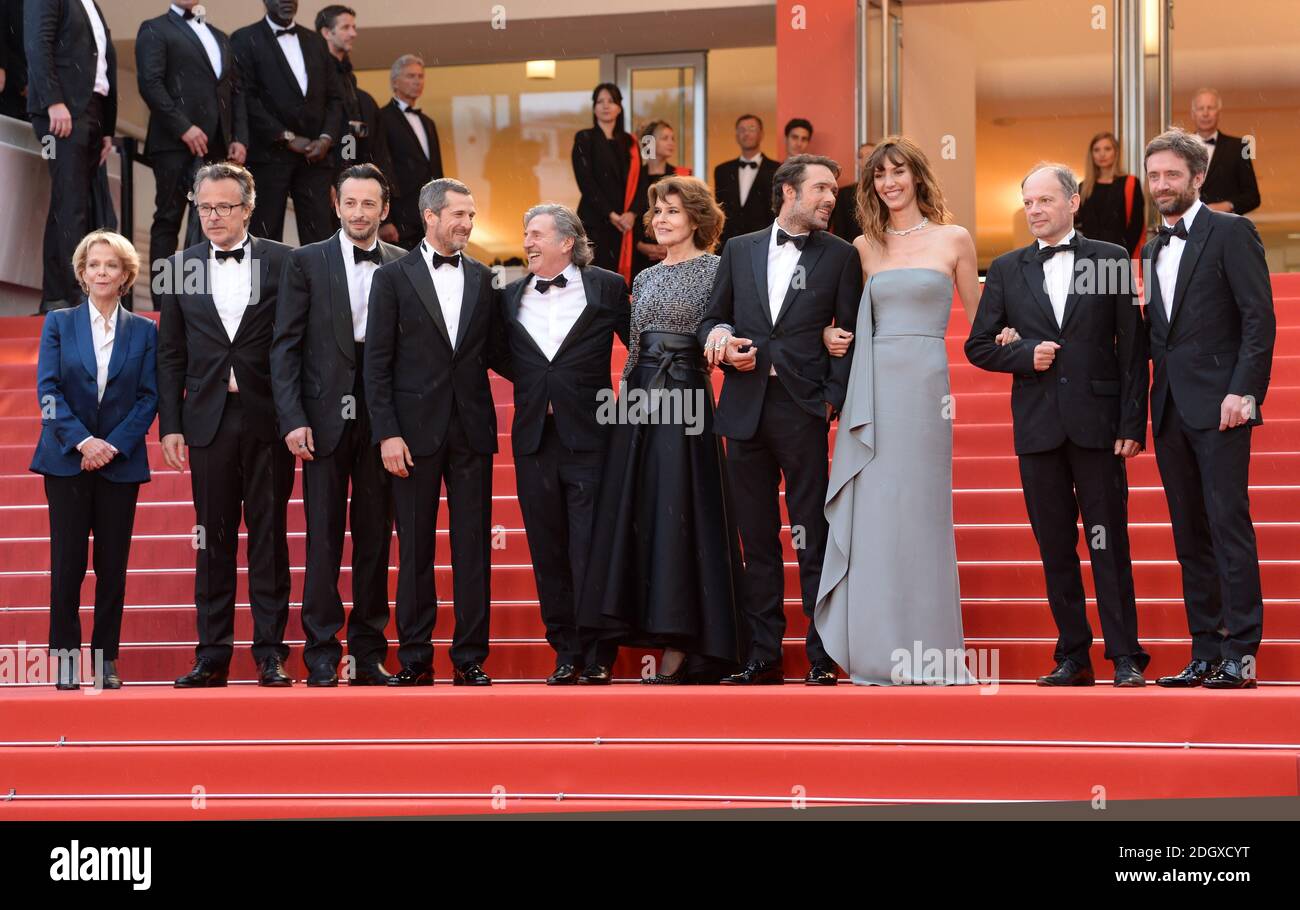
814, 268, 976, 685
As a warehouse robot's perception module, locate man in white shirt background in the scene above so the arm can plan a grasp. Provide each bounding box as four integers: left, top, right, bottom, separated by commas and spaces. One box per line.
376, 54, 445, 248
714, 114, 780, 247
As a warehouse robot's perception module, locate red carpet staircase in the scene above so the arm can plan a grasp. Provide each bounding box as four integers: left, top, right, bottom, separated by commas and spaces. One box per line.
2, 273, 1299, 817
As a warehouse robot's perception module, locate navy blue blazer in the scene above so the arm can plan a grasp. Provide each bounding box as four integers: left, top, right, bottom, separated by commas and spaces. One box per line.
30, 301, 159, 483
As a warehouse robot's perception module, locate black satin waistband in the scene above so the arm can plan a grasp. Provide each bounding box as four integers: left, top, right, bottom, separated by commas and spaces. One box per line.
635, 332, 706, 389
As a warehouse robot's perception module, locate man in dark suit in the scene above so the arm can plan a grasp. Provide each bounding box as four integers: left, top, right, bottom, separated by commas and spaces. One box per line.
0, 0, 28, 120
1142, 129, 1275, 690
966, 163, 1150, 688
713, 114, 778, 247
830, 141, 875, 242
365, 177, 511, 687
315, 5, 389, 180
136, 1, 248, 310
231, 0, 343, 245
1190, 88, 1260, 217
500, 203, 629, 685
24, 0, 116, 311
376, 53, 443, 248
271, 164, 405, 687
155, 162, 295, 689
699, 155, 862, 685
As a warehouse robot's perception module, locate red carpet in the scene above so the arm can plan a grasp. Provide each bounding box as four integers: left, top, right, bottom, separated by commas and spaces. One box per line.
1, 271, 1298, 817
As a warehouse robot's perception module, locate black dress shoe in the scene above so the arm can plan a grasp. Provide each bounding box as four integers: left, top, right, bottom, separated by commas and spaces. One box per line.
1202, 658, 1257, 689
454, 663, 492, 686
1036, 658, 1095, 686
643, 661, 689, 685
1156, 658, 1217, 688
387, 663, 434, 686
98, 659, 122, 690
577, 664, 612, 685
546, 664, 580, 686
175, 658, 229, 688
804, 660, 839, 686
720, 660, 784, 686
1112, 656, 1146, 688
307, 664, 338, 687
55, 655, 79, 690
350, 662, 392, 686
258, 656, 294, 687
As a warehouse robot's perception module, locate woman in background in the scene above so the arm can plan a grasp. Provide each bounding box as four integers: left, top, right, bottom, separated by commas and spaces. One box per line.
630, 120, 691, 278
1077, 131, 1145, 256
571, 83, 639, 280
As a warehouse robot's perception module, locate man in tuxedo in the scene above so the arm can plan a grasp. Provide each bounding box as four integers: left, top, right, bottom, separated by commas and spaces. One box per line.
0, 0, 28, 120
700, 154, 862, 685
714, 114, 778, 247
136, 1, 248, 310
376, 54, 443, 248
365, 178, 511, 686
830, 141, 875, 242
500, 204, 629, 685
965, 163, 1150, 688
231, 0, 343, 245
783, 118, 812, 159
272, 164, 405, 687
156, 162, 295, 688
315, 5, 388, 180
24, 0, 116, 311
1142, 129, 1275, 689
1190, 88, 1260, 217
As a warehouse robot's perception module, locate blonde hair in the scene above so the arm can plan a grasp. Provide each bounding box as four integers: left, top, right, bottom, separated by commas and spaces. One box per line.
1081, 131, 1127, 203
643, 175, 725, 252
72, 230, 140, 298
855, 135, 952, 247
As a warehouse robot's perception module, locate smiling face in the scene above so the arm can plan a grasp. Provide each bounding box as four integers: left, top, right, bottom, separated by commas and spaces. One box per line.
1146, 149, 1204, 219
81, 242, 126, 301
337, 177, 388, 245
651, 192, 695, 249
873, 154, 916, 213
1021, 168, 1079, 244
522, 213, 573, 277
425, 191, 476, 253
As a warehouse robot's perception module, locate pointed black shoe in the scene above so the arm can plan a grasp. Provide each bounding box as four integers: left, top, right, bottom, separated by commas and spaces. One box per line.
1112, 656, 1146, 688
258, 656, 294, 687
1156, 658, 1217, 688
546, 664, 580, 686
350, 662, 392, 686
386, 663, 434, 686
577, 664, 612, 685
175, 658, 228, 688
720, 660, 784, 685
453, 663, 492, 686
1036, 658, 1095, 686
1202, 658, 1257, 689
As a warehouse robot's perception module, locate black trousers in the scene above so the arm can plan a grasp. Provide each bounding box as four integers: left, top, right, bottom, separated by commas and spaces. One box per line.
33, 94, 106, 310
1154, 401, 1264, 661
516, 416, 616, 669
724, 379, 831, 665
45, 472, 140, 660
1018, 440, 1148, 668
248, 155, 335, 244
148, 147, 220, 308
188, 394, 295, 666
391, 409, 493, 669
300, 344, 394, 671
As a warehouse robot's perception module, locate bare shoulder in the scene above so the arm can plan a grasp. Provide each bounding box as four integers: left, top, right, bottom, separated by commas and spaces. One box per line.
936, 223, 974, 245
852, 234, 879, 272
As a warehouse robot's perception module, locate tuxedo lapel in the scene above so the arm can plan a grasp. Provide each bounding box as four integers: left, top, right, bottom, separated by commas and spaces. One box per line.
1058, 247, 1088, 333
400, 253, 451, 348
750, 230, 772, 328
105, 308, 133, 384
265, 21, 305, 99
229, 238, 269, 345
506, 279, 547, 361
1020, 246, 1060, 331
325, 236, 356, 364
73, 302, 97, 386
454, 258, 481, 352
166, 12, 217, 79
773, 233, 826, 328
389, 101, 428, 159
1168, 212, 1214, 328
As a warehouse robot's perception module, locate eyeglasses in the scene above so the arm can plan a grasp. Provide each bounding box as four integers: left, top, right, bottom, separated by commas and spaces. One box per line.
196, 203, 244, 218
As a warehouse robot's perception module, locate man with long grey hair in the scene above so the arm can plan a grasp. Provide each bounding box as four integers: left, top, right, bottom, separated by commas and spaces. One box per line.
499, 204, 630, 684
376, 53, 443, 247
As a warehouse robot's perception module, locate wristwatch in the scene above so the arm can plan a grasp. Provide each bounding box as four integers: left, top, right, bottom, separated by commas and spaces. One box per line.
280, 130, 297, 145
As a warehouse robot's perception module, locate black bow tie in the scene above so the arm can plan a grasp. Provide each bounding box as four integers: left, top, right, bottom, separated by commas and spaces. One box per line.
214, 246, 245, 264
272, 26, 295, 39
428, 250, 461, 269
354, 245, 383, 266
1203, 135, 1217, 145
1036, 238, 1079, 262
1156, 220, 1189, 248
739, 160, 758, 170
404, 106, 423, 116
178, 8, 195, 20
776, 229, 807, 250
534, 273, 568, 294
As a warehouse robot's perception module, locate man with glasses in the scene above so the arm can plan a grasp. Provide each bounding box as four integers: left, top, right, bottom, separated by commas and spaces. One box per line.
156, 162, 297, 688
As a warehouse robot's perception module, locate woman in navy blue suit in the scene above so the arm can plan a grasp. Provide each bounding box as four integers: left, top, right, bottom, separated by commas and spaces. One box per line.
31, 230, 157, 690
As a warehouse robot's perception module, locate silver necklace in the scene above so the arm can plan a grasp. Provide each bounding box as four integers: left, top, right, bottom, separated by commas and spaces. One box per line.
885, 216, 929, 237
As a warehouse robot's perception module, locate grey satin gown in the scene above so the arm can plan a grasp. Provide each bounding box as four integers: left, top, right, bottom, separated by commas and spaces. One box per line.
814, 268, 977, 685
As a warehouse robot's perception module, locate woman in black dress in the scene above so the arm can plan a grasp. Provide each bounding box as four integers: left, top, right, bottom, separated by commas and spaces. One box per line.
578, 175, 743, 684
1076, 131, 1145, 256
571, 83, 638, 278
630, 120, 690, 278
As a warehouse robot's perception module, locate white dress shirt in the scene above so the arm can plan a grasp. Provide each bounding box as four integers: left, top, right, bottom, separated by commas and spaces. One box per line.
1155, 199, 1203, 321
209, 234, 253, 391
80, 0, 111, 97
172, 4, 222, 78
422, 241, 465, 348
267, 16, 308, 96
737, 153, 764, 207
340, 231, 380, 342
517, 263, 586, 361
396, 98, 430, 159
1201, 130, 1219, 165
1038, 229, 1076, 328
76, 302, 122, 452
766, 221, 806, 375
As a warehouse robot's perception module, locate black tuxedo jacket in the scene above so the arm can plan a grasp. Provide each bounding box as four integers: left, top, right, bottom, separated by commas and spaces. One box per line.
714, 156, 779, 246
1142, 207, 1275, 435
136, 9, 246, 158
364, 247, 511, 456
1199, 132, 1261, 217
698, 226, 862, 440
965, 235, 1149, 454
229, 19, 343, 164
156, 237, 293, 447
270, 233, 406, 458
500, 265, 630, 457
0, 0, 28, 117
331, 61, 390, 175
377, 99, 443, 237
23, 0, 116, 133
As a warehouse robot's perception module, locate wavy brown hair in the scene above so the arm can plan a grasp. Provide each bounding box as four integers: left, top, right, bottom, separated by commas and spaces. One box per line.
855, 135, 952, 247
1080, 131, 1127, 203
643, 175, 725, 252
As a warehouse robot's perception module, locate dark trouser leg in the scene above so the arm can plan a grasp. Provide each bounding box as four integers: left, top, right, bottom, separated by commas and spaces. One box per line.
189, 398, 245, 667
242, 422, 295, 665
87, 475, 140, 662
300, 434, 351, 671
45, 473, 93, 655
392, 451, 444, 667
726, 429, 785, 666
561, 446, 608, 666
444, 417, 494, 668
344, 355, 393, 665
34, 96, 104, 309
248, 159, 293, 242
148, 150, 197, 309
1068, 442, 1146, 666
289, 160, 337, 245
1018, 444, 1092, 667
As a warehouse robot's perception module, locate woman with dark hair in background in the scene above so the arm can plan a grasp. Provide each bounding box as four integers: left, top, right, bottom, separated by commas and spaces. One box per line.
1077, 131, 1145, 256
630, 119, 692, 278
571, 82, 639, 279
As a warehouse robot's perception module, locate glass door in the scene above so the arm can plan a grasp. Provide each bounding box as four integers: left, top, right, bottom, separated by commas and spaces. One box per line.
615, 53, 707, 178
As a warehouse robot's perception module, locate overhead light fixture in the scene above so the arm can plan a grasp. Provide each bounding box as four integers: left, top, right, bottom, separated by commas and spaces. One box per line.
526, 60, 556, 80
